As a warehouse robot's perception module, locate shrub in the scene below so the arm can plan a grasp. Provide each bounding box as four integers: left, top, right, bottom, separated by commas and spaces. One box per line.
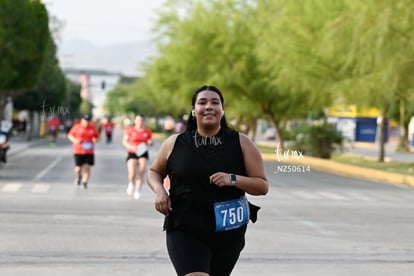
295, 121, 343, 159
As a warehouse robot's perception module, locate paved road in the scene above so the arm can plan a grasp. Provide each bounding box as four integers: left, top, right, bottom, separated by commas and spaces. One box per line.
1, 131, 414, 275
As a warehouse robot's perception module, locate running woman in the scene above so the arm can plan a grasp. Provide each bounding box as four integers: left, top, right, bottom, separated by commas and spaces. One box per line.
122, 114, 153, 199
147, 85, 268, 276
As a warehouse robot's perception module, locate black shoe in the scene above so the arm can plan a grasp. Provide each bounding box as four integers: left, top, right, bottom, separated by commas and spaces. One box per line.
74, 175, 82, 186
83, 182, 87, 189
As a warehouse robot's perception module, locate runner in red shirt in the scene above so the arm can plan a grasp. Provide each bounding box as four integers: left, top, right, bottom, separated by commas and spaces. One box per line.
67, 114, 100, 189
47, 115, 61, 147
103, 118, 115, 144
122, 114, 153, 199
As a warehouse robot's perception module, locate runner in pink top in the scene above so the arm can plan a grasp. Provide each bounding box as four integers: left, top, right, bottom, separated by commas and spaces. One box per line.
122, 114, 153, 199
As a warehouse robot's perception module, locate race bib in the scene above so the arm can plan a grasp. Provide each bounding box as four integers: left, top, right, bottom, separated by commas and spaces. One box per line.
214, 196, 250, 232
82, 141, 94, 150
136, 143, 148, 156
0, 134, 7, 144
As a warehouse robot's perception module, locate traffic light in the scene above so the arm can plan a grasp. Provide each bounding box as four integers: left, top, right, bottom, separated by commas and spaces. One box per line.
101, 81, 106, 90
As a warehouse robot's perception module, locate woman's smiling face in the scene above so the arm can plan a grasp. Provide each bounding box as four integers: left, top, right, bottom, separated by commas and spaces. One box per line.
193, 90, 224, 127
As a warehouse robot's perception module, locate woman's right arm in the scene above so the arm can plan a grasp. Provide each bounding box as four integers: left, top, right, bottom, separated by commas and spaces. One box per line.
122, 133, 134, 151
67, 130, 80, 144
147, 134, 178, 215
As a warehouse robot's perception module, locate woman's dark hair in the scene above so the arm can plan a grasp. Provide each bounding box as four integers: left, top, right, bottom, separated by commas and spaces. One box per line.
185, 85, 228, 131
136, 113, 145, 119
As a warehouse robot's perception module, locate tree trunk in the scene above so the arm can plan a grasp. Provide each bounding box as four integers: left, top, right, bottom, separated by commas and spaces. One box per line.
249, 119, 257, 142
267, 114, 284, 150
0, 95, 7, 122
378, 113, 386, 162
397, 99, 409, 151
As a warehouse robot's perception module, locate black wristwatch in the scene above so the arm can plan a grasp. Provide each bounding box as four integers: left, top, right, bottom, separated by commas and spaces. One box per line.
230, 174, 237, 186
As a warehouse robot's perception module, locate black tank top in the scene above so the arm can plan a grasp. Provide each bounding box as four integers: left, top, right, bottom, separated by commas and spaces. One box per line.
165, 127, 246, 232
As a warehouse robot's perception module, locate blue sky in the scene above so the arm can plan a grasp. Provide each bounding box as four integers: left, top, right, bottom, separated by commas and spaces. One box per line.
44, 0, 166, 46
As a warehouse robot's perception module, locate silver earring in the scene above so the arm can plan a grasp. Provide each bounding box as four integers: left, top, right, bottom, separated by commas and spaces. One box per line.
192, 111, 195, 117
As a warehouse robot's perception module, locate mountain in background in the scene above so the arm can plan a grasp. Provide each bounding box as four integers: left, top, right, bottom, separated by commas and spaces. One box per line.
57, 38, 157, 76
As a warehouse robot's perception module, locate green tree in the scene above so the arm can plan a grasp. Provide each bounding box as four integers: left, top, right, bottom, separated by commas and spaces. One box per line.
320, 0, 414, 161
0, 0, 51, 119
65, 80, 82, 118
131, 0, 414, 162
254, 0, 414, 160
13, 38, 66, 114
252, 0, 349, 149
103, 77, 157, 118
145, 0, 314, 148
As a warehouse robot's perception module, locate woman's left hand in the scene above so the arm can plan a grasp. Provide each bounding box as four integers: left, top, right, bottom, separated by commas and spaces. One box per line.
209, 172, 233, 187
154, 188, 172, 215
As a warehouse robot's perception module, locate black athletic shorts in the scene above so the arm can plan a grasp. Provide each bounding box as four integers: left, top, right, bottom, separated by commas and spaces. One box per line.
166, 226, 246, 276
74, 154, 94, 166
49, 130, 58, 138
126, 151, 149, 161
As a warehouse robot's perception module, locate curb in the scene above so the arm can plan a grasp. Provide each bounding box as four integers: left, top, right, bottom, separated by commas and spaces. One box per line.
261, 153, 414, 188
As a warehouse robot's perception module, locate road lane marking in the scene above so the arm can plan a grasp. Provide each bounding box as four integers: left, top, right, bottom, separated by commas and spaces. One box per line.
299, 219, 336, 236
1, 183, 22, 192
31, 184, 50, 193
290, 191, 322, 200
342, 192, 374, 201
34, 149, 70, 181
317, 191, 350, 200
284, 212, 337, 237
364, 192, 400, 201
